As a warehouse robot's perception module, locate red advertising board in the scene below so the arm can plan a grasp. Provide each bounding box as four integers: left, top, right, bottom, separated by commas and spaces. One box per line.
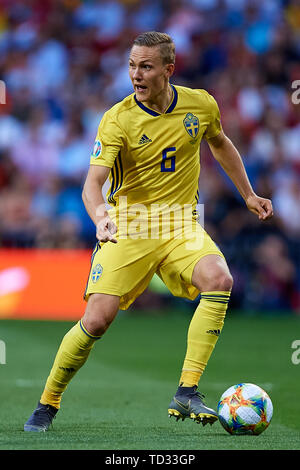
0, 250, 91, 320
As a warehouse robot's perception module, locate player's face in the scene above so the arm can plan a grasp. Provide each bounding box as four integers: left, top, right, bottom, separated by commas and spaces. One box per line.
129, 45, 174, 103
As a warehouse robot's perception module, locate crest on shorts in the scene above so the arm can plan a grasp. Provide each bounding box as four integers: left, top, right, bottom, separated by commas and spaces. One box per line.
92, 140, 102, 158
183, 113, 199, 139
92, 263, 103, 283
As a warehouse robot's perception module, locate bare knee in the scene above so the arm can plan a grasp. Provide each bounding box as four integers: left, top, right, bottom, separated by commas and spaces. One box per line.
197, 271, 233, 292
192, 256, 234, 293
208, 271, 233, 292
82, 293, 120, 336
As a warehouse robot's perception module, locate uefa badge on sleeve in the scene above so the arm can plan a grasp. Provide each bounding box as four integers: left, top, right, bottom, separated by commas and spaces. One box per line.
92, 140, 102, 158
92, 264, 103, 283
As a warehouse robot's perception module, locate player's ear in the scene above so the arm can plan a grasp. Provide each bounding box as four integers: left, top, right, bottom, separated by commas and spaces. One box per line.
165, 63, 175, 78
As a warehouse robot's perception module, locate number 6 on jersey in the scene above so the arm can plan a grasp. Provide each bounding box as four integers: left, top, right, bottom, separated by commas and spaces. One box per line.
161, 147, 176, 173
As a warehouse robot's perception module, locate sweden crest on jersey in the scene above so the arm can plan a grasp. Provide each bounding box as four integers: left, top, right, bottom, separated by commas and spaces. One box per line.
183, 113, 199, 138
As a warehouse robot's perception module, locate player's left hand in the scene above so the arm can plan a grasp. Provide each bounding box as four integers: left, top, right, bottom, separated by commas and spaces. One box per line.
245, 194, 273, 221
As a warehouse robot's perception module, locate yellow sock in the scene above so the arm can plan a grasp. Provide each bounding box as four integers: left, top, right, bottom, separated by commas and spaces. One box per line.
180, 291, 231, 387
40, 320, 101, 409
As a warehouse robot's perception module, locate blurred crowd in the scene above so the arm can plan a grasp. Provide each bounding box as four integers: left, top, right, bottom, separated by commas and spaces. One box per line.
0, 0, 299, 312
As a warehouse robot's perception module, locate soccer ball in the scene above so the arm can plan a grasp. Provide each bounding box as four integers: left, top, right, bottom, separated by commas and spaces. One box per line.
217, 383, 273, 435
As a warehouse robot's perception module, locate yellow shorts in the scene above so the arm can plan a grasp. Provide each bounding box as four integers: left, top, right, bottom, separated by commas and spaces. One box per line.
84, 222, 224, 310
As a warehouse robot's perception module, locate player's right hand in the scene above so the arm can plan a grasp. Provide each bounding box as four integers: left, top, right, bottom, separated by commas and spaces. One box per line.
96, 216, 118, 243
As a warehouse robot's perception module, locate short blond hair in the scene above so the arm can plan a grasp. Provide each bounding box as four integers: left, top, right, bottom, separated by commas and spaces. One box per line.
132, 31, 175, 65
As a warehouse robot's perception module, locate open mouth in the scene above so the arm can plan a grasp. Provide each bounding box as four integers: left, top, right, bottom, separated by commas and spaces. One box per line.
135, 85, 147, 92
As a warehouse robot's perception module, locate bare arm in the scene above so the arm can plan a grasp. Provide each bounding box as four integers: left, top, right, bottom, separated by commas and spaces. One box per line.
207, 130, 273, 220
82, 165, 118, 243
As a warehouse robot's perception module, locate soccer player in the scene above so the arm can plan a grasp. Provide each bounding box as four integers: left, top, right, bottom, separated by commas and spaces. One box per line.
24, 32, 273, 431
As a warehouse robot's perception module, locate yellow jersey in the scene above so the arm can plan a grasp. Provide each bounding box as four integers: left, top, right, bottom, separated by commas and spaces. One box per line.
90, 84, 222, 214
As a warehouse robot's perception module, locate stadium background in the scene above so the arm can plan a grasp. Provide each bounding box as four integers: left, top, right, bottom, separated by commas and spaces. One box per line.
0, 0, 299, 319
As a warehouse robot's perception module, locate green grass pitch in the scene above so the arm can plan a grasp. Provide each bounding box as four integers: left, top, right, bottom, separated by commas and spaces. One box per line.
0, 310, 300, 450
